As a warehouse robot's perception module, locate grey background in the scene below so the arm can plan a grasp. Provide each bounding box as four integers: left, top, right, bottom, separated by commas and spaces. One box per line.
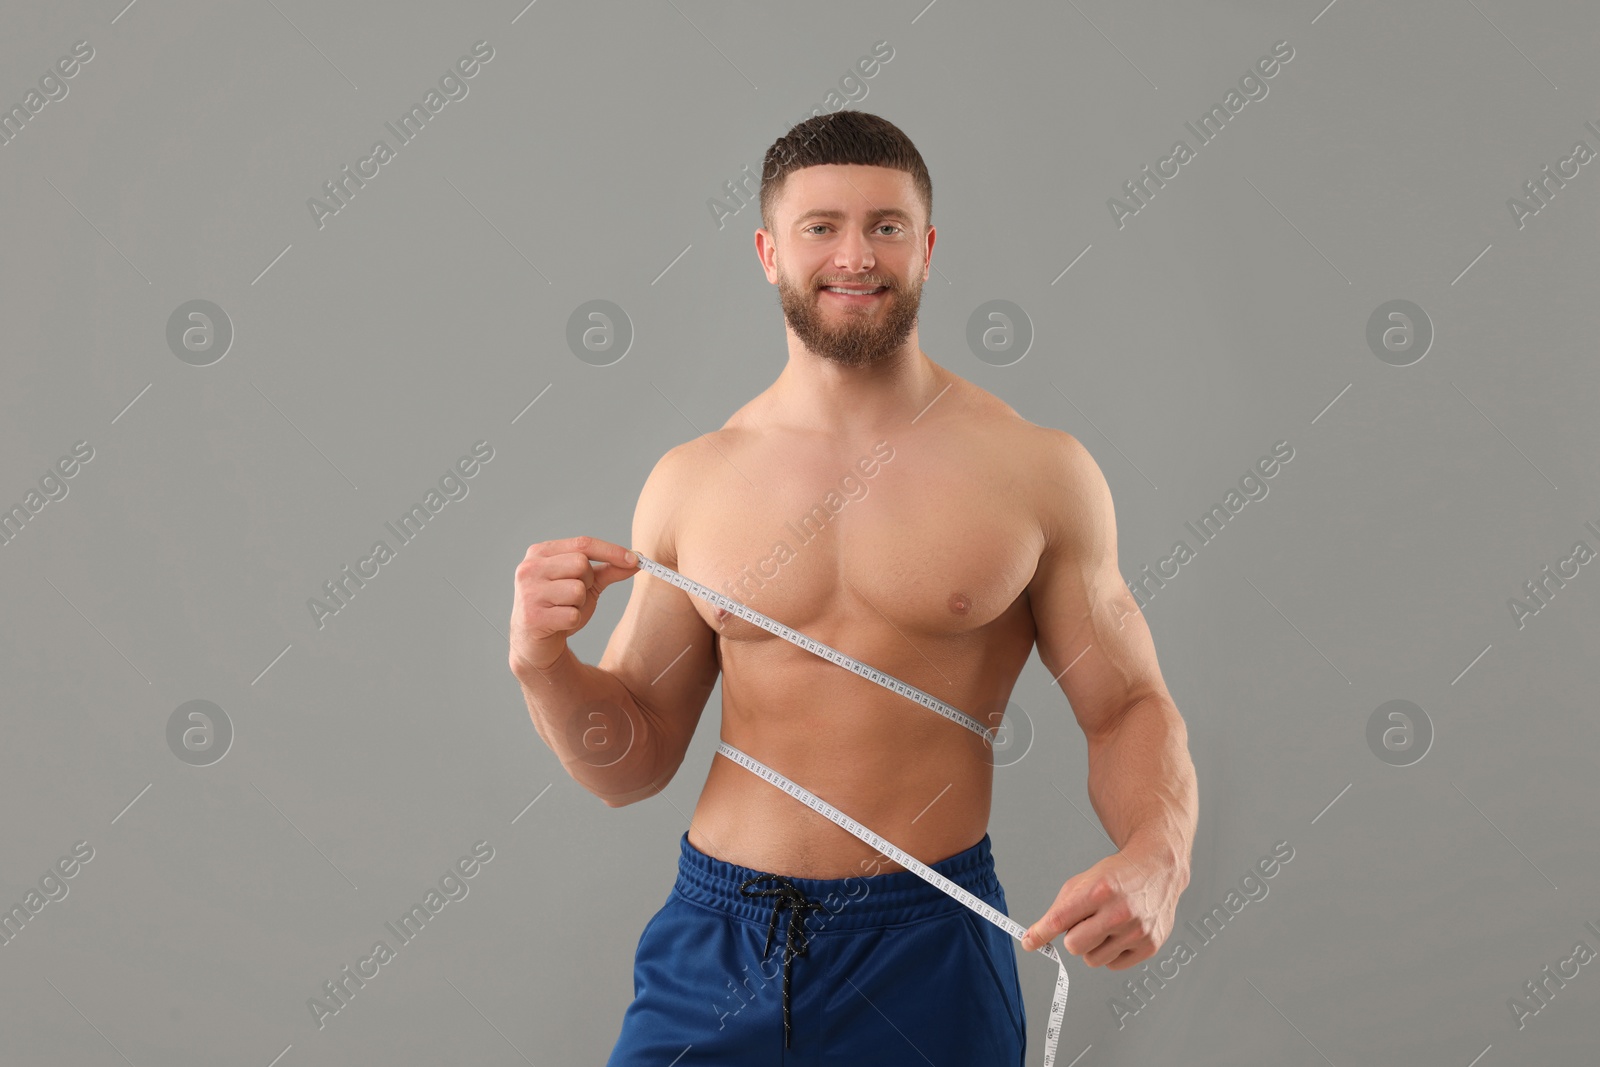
2, 0, 1596, 1064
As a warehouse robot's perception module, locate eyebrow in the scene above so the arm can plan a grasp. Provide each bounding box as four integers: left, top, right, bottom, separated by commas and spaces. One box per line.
793, 208, 913, 226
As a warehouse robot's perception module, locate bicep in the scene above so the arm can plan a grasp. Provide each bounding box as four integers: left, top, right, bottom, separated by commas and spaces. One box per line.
598, 445, 720, 757
1027, 431, 1170, 742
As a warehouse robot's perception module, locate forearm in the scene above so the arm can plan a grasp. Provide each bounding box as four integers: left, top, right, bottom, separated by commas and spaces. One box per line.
1084, 694, 1197, 880
515, 644, 672, 807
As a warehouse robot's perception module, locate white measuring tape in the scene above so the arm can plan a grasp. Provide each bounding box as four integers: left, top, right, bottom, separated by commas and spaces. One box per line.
631, 552, 1069, 1066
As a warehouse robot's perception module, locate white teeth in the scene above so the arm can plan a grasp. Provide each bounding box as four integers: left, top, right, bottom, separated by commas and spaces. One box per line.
824, 286, 883, 295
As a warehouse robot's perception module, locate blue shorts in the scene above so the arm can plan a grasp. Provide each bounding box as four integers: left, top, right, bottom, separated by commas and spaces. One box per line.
606, 830, 1027, 1066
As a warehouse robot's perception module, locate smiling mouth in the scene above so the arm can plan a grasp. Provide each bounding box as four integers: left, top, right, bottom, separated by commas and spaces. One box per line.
819, 285, 888, 302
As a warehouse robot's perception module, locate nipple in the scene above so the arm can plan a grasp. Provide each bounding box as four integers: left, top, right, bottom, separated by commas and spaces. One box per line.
948, 592, 971, 615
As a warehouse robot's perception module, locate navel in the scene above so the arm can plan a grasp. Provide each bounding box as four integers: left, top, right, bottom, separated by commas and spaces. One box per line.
948, 592, 971, 615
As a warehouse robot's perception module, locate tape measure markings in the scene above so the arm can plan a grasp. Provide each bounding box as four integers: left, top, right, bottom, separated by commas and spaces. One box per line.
632, 554, 996, 745
629, 552, 1069, 1066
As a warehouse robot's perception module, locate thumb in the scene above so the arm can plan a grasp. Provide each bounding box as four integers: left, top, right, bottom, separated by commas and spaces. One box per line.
591, 546, 642, 593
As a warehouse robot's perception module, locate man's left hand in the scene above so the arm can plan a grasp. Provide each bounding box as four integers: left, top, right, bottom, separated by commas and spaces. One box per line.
1018, 844, 1188, 969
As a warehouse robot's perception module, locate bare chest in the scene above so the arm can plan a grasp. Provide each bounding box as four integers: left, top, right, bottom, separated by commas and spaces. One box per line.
675, 434, 1045, 647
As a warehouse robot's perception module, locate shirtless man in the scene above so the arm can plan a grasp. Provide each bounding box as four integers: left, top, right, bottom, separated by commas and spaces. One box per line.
511, 111, 1197, 1065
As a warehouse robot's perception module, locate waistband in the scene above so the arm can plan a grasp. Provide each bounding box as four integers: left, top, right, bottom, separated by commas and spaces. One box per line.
672, 830, 1001, 931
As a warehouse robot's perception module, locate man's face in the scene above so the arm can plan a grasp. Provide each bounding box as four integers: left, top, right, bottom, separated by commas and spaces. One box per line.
759, 164, 934, 369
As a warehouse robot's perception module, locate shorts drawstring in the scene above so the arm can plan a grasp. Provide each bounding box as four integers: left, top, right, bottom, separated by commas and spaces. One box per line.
737, 874, 826, 1049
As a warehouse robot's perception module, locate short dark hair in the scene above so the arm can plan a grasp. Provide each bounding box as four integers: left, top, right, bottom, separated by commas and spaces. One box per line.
759, 111, 933, 236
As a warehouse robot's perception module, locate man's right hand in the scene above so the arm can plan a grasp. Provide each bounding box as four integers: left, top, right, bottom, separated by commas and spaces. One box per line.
509, 536, 640, 680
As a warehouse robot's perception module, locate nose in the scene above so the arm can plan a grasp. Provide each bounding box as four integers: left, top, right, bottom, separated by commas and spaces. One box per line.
833, 228, 875, 273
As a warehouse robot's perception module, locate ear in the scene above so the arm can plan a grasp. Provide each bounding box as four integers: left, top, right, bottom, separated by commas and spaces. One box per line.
754, 228, 779, 284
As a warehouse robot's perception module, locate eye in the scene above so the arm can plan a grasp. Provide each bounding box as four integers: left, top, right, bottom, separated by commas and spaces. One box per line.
803, 223, 905, 235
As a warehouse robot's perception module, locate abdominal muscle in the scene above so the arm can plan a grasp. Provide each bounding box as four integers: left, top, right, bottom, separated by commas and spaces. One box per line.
685, 642, 1013, 880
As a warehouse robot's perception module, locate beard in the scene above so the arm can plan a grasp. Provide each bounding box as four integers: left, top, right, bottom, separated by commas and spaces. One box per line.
776, 265, 924, 369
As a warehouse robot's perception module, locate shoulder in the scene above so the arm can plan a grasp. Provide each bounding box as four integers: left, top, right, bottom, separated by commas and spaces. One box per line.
934, 368, 1022, 422
632, 440, 697, 568
646, 422, 757, 481
968, 394, 1112, 557
633, 429, 752, 565
944, 371, 1100, 494
931, 372, 1109, 550
1026, 423, 1099, 485
1027, 424, 1115, 558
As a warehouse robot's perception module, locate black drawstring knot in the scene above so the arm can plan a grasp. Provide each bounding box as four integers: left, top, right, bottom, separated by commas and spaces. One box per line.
737, 874, 826, 1049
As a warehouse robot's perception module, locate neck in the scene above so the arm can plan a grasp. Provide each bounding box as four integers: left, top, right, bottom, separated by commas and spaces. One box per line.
770, 338, 944, 435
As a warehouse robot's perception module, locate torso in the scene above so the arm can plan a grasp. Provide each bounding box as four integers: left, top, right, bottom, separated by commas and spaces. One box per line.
677, 367, 1054, 878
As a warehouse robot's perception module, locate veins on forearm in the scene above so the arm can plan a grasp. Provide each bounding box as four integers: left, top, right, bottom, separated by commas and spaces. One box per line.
1084, 694, 1197, 875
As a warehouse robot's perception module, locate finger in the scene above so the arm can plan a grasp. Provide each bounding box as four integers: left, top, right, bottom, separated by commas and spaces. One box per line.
536, 535, 636, 568
538, 577, 591, 608
1104, 948, 1145, 971
1090, 930, 1156, 970
1020, 880, 1102, 951
1080, 926, 1139, 967
592, 550, 642, 593
535, 542, 638, 594
1062, 908, 1126, 959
